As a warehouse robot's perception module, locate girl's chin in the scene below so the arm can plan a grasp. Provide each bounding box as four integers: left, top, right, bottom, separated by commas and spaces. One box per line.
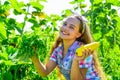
60, 33, 69, 37
60, 35, 68, 39
60, 36, 70, 40
60, 37, 67, 40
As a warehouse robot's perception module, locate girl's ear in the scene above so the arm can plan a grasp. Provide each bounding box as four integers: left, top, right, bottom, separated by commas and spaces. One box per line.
76, 33, 81, 38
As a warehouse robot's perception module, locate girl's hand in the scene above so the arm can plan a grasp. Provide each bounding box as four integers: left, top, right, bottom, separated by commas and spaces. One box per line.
74, 48, 94, 61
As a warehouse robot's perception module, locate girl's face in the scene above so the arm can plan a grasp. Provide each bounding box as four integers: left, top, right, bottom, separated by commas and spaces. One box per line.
60, 16, 81, 41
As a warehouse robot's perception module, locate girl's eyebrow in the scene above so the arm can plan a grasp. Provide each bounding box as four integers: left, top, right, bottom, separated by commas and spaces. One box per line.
70, 24, 76, 27
63, 21, 77, 28
64, 21, 76, 27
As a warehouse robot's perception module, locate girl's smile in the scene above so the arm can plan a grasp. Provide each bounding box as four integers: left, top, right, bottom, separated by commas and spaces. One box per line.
60, 30, 69, 36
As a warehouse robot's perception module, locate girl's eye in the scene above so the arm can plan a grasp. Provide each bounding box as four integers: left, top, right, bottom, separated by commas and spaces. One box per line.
63, 22, 67, 26
69, 26, 74, 29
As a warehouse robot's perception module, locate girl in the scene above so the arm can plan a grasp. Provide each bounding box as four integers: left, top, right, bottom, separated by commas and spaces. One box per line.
31, 15, 106, 80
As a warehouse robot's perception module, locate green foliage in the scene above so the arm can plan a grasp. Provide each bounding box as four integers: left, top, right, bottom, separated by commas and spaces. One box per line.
16, 32, 47, 61
0, 22, 7, 40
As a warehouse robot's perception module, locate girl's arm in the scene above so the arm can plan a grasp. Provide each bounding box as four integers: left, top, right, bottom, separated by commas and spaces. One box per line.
71, 49, 93, 80
31, 55, 57, 77
70, 59, 88, 80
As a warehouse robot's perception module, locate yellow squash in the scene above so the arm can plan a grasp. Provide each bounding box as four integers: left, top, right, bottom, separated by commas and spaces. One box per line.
76, 42, 100, 56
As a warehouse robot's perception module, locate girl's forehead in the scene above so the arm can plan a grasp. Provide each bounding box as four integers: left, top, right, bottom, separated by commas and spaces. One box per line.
63, 16, 80, 28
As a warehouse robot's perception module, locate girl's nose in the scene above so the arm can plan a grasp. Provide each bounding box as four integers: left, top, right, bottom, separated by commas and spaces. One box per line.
62, 26, 68, 31
62, 25, 69, 29
60, 25, 68, 32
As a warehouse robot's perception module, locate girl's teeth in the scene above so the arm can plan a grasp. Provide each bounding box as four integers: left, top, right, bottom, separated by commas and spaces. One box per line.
62, 31, 67, 35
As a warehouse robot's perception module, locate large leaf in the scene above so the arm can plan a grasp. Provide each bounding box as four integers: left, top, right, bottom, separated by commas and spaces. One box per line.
9, 0, 23, 13
15, 22, 23, 34
30, 0, 44, 11
0, 52, 8, 60
0, 22, 7, 40
106, 0, 120, 6
3, 1, 11, 10
93, 0, 102, 4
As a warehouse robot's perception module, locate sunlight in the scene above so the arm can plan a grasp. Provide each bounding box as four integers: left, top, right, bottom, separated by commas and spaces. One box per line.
43, 0, 73, 15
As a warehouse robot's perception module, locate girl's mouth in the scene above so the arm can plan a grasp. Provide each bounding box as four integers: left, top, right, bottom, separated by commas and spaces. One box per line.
61, 31, 69, 35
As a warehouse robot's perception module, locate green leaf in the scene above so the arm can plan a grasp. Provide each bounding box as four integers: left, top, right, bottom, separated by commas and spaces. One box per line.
0, 22, 7, 40
39, 19, 47, 25
3, 1, 11, 10
4, 60, 14, 65
90, 0, 94, 4
6, 18, 16, 30
106, 0, 120, 6
30, 0, 44, 11
13, 9, 22, 15
4, 1, 10, 5
78, 0, 85, 2
61, 9, 72, 17
28, 19, 36, 24
93, 0, 102, 4
0, 53, 8, 60
116, 18, 120, 30
19, 1, 25, 7
15, 22, 23, 34
8, 18, 16, 24
80, 4, 87, 8
9, 0, 23, 13
69, 1, 76, 4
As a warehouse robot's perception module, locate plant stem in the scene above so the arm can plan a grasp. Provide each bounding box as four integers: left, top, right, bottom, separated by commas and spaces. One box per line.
21, 4, 30, 36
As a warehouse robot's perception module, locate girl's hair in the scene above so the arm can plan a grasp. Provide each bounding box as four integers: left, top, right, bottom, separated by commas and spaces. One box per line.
50, 15, 106, 80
